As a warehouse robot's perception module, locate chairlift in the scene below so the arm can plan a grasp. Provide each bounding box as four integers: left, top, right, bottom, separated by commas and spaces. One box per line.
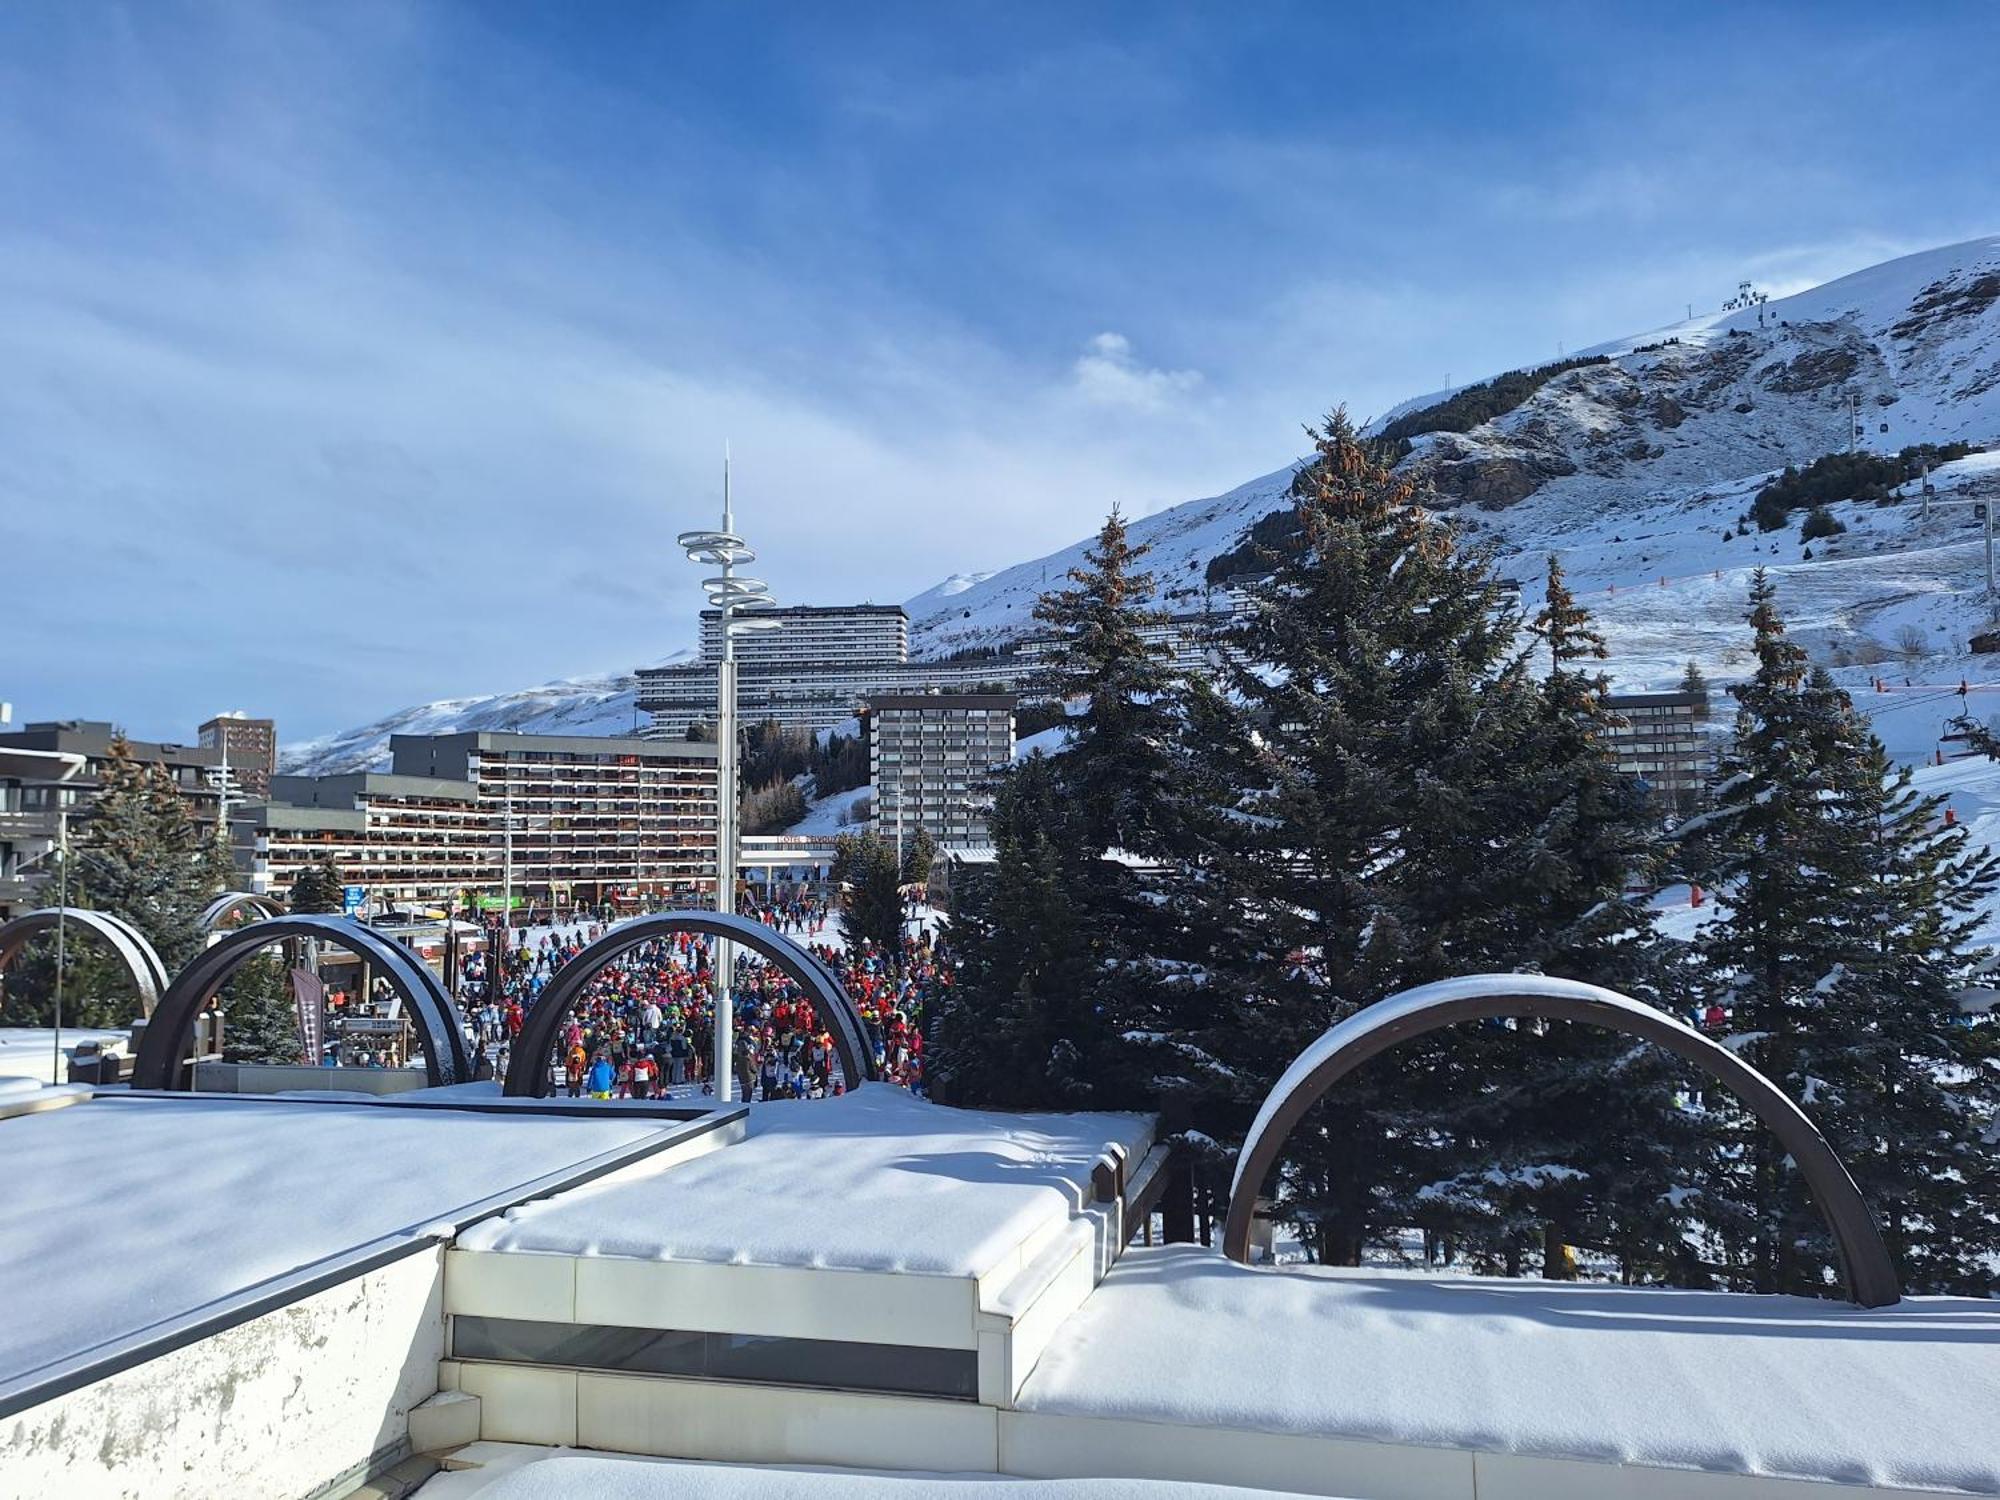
1936, 718, 1981, 763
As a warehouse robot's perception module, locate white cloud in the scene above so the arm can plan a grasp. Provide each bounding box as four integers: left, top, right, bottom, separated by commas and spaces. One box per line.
1071, 331, 1203, 412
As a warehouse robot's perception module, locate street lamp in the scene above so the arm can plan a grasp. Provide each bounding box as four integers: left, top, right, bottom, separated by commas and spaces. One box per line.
677, 454, 779, 1102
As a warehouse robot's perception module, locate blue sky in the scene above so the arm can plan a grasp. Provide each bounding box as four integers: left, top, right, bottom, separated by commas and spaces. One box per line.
3, 2, 1997, 740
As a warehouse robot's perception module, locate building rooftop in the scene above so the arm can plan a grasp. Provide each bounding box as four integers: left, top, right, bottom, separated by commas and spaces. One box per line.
458, 1087, 1148, 1279
0, 1093, 727, 1411
416, 1452, 1332, 1499
1015, 1243, 2000, 1494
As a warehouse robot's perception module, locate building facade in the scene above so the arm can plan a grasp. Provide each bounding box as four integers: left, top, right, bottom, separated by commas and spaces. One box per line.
238, 731, 721, 911
638, 651, 1030, 737
1601, 689, 1713, 816
198, 715, 278, 798
865, 693, 1015, 850
698, 604, 908, 667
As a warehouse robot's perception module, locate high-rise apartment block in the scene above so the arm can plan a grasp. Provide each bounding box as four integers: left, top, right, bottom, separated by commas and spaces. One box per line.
865, 693, 1015, 850
198, 714, 278, 798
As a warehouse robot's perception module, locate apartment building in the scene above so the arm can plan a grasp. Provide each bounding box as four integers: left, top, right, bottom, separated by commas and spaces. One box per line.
0, 720, 227, 823
865, 693, 1015, 850
1601, 689, 1713, 816
238, 731, 720, 910
638, 651, 1032, 736
198, 714, 278, 798
0, 746, 83, 919
698, 604, 908, 667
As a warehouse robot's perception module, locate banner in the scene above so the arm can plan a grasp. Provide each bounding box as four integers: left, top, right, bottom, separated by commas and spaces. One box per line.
289, 966, 326, 1061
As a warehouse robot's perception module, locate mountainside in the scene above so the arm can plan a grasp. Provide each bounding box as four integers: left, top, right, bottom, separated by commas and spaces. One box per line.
907, 236, 2000, 667
279, 670, 659, 775
291, 237, 2000, 776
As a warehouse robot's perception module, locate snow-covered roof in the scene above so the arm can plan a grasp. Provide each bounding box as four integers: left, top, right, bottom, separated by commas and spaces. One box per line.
0, 1094, 695, 1399
416, 1453, 1336, 1500
456, 1087, 1150, 1279
1016, 1245, 2000, 1494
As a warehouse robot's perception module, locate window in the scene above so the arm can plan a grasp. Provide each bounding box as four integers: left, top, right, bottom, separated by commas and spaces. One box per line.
451, 1316, 976, 1400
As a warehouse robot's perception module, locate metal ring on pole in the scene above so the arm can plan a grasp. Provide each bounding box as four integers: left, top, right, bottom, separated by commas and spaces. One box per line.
197, 891, 289, 932
130, 915, 472, 1090
0, 908, 170, 1019
501, 911, 877, 1097
1220, 974, 1902, 1309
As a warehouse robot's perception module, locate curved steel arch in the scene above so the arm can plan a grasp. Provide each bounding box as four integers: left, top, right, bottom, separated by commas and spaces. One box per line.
130, 915, 472, 1090
503, 911, 876, 1097
0, 908, 170, 1018
198, 891, 289, 932
1222, 974, 1901, 1308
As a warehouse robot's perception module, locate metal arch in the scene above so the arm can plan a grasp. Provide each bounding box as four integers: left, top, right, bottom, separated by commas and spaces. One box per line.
1221, 974, 1902, 1308
503, 911, 877, 1097
197, 891, 288, 931
130, 915, 472, 1090
0, 908, 170, 1018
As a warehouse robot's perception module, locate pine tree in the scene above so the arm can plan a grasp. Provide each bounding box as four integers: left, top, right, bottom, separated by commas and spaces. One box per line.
834, 831, 905, 956
5, 738, 233, 1029
289, 859, 345, 914
938, 508, 1198, 1112
931, 755, 1102, 1106
72, 736, 232, 973
1443, 555, 1699, 1280
1171, 412, 1564, 1264
1029, 508, 1182, 853
1684, 572, 2000, 1295
900, 825, 937, 890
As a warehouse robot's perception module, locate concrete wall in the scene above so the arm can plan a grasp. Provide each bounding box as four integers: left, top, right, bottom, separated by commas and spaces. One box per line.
1, 1247, 445, 1500
192, 1061, 429, 1095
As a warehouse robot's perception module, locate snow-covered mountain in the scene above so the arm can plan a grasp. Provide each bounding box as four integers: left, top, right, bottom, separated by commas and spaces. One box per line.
906, 236, 2000, 675
291, 236, 2000, 776
279, 664, 682, 775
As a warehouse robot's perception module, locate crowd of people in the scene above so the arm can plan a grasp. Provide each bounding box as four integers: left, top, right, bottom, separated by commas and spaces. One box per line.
449, 881, 948, 1105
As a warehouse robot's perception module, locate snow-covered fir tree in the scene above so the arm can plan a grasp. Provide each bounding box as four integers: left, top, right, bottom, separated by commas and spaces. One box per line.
1685, 572, 2000, 1296
936, 509, 1190, 1109
1169, 412, 1575, 1265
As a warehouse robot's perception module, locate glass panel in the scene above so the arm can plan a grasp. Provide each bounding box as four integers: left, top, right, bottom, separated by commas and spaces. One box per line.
451, 1316, 978, 1400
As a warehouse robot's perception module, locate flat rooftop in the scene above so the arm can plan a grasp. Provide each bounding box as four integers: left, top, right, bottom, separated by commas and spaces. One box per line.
457, 1087, 1151, 1279
0, 1093, 725, 1409
417, 1452, 1330, 1499
1015, 1245, 2000, 1494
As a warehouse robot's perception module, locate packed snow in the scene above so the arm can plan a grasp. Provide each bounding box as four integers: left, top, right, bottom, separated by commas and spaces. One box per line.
456, 1086, 1148, 1278
0, 1095, 679, 1392
1015, 1244, 2000, 1494
0, 1027, 127, 1085
416, 1454, 1339, 1500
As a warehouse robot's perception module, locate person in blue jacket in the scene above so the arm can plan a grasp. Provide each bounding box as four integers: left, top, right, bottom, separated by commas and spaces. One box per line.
585, 1051, 617, 1100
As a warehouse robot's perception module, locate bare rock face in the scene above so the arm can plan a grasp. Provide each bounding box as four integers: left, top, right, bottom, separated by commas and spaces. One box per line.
1425, 452, 1575, 510
1760, 343, 1862, 394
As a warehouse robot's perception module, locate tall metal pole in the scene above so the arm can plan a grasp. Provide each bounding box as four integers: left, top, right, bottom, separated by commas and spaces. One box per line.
494, 788, 504, 940
679, 450, 778, 1104
713, 454, 738, 1101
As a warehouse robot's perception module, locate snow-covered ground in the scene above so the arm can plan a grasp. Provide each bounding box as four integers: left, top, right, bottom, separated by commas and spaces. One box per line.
0, 1095, 679, 1390
0, 1027, 127, 1085
1015, 1243, 2000, 1494
456, 1085, 1148, 1278
786, 783, 872, 835
417, 1454, 1337, 1500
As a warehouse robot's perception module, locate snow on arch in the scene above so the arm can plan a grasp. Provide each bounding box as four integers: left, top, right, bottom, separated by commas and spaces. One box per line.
1222, 972, 1901, 1307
